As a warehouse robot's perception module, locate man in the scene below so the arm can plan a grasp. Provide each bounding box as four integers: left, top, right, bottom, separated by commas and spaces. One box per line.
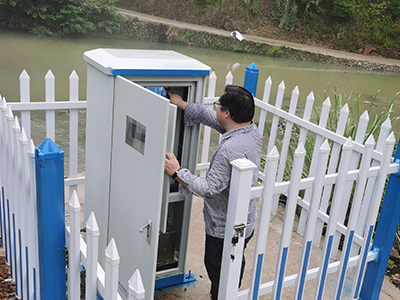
164, 85, 262, 299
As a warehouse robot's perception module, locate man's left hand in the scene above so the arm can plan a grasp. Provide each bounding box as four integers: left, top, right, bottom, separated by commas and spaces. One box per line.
165, 152, 180, 176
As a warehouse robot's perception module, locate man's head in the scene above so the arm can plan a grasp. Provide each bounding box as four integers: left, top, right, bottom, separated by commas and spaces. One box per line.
218, 85, 255, 124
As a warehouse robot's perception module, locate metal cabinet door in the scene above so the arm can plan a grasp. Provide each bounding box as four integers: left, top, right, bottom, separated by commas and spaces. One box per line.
108, 76, 171, 299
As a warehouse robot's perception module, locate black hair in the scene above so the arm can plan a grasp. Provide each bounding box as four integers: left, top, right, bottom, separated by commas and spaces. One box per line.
218, 85, 255, 123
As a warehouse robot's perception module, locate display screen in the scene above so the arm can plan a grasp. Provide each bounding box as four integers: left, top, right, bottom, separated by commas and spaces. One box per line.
125, 115, 146, 155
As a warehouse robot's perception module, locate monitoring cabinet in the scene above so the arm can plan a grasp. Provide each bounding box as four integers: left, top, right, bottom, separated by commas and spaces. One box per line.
83, 49, 211, 300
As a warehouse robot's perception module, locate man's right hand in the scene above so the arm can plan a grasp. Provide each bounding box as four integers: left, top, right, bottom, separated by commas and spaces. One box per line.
167, 91, 188, 111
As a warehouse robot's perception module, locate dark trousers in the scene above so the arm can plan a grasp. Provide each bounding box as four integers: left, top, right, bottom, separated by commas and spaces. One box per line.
204, 231, 254, 300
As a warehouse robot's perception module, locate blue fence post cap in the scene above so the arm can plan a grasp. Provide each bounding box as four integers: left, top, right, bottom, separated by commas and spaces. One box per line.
243, 63, 259, 97
246, 63, 258, 72
35, 138, 64, 161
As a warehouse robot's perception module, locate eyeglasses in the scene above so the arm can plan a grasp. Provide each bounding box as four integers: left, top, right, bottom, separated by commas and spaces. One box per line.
213, 101, 221, 109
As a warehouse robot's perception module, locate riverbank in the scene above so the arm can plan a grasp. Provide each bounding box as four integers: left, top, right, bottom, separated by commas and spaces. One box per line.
117, 9, 400, 75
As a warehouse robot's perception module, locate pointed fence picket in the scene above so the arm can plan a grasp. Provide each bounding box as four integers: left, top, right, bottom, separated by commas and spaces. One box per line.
272, 142, 306, 300
1, 66, 399, 300
296, 97, 331, 237
45, 70, 55, 141
294, 139, 330, 300
351, 117, 393, 257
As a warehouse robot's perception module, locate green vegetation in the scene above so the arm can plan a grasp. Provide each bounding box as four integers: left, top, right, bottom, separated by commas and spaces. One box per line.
271, 0, 400, 58
271, 0, 298, 30
270, 90, 399, 185
117, 0, 399, 59
267, 46, 284, 57
0, 0, 124, 36
264, 89, 400, 248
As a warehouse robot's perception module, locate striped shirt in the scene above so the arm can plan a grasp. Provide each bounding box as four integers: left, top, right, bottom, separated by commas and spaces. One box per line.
177, 103, 262, 239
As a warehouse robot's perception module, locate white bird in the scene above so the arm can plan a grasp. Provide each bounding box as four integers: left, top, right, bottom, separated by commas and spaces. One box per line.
230, 31, 244, 41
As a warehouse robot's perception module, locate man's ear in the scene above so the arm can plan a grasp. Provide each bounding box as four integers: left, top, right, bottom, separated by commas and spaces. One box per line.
223, 109, 230, 119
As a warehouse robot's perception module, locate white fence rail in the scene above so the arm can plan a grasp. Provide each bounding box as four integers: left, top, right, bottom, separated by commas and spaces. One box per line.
1, 68, 399, 300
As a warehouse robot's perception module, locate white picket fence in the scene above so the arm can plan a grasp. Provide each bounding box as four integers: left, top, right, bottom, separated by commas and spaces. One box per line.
0, 68, 399, 300
1, 70, 145, 300
202, 72, 398, 299
0, 95, 39, 299
67, 191, 145, 300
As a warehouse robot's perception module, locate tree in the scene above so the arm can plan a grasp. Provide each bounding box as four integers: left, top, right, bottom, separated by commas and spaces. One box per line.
0, 0, 123, 36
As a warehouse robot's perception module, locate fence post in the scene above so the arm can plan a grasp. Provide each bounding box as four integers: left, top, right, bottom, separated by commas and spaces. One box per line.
218, 158, 256, 300
128, 269, 145, 300
6, 105, 18, 288
360, 137, 400, 299
19, 70, 31, 140
28, 139, 41, 300
243, 63, 259, 96
68, 190, 81, 300
69, 70, 79, 198
225, 71, 233, 86
248, 146, 279, 300
86, 211, 99, 300
105, 238, 120, 300
35, 138, 66, 299
0, 94, 3, 249
45, 70, 55, 141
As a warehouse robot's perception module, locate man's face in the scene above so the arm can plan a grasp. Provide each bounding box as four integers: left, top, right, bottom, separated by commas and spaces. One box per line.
216, 103, 223, 125
216, 103, 230, 127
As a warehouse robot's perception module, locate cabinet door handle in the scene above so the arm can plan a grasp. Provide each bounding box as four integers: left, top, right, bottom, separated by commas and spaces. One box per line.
139, 220, 152, 245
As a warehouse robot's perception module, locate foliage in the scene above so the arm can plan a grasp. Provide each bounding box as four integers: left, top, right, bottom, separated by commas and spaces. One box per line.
297, 0, 325, 19
326, 90, 399, 142
389, 0, 400, 18
330, 0, 359, 20
0, 0, 124, 36
197, 0, 262, 14
270, 0, 400, 57
271, 0, 298, 30
358, 1, 400, 49
266, 45, 284, 57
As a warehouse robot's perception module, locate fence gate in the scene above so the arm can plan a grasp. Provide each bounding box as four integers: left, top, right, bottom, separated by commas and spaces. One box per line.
206, 73, 400, 300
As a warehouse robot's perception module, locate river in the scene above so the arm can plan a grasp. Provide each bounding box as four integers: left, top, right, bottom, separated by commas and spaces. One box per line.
0, 32, 399, 172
